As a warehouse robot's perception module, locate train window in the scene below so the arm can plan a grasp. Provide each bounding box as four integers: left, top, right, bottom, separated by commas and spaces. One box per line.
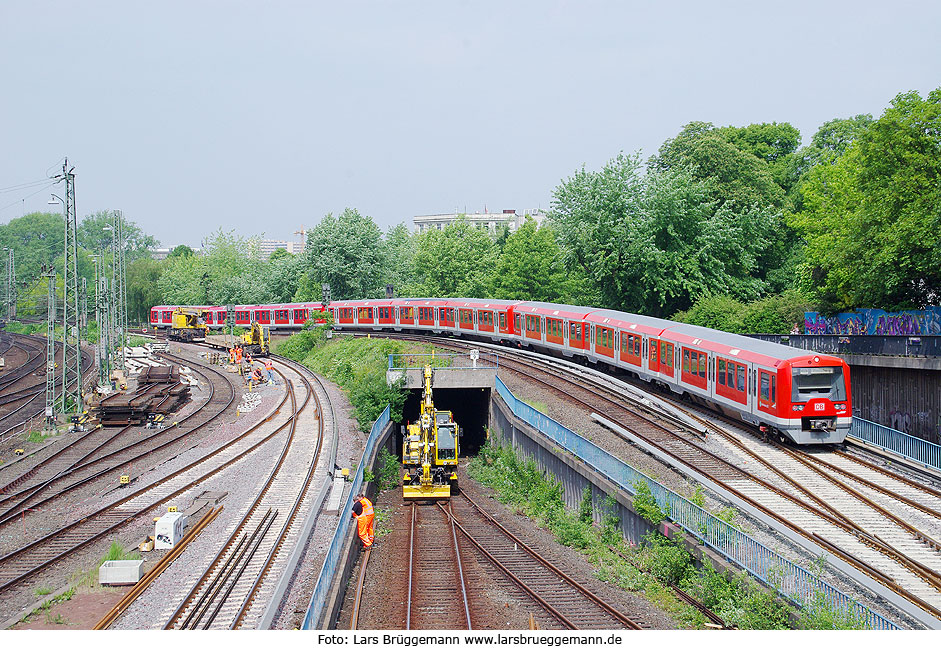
760, 373, 770, 401
791, 366, 845, 402
736, 366, 746, 392
683, 349, 690, 372
699, 354, 706, 378
437, 425, 456, 459
771, 376, 776, 403
499, 312, 506, 329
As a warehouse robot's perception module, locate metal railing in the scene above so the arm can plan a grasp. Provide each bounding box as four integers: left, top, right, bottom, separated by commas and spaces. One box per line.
849, 417, 941, 473
495, 376, 898, 630
388, 352, 499, 371
302, 404, 390, 630
747, 334, 941, 358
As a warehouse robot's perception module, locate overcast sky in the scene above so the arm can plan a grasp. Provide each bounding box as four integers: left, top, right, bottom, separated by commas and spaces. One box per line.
2, 1, 939, 248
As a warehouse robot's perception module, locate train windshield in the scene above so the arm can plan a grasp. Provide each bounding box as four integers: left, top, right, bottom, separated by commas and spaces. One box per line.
791, 366, 846, 402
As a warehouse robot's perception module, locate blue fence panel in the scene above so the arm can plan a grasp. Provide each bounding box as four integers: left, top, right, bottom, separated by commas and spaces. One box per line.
495, 377, 898, 630
849, 417, 941, 473
302, 405, 391, 630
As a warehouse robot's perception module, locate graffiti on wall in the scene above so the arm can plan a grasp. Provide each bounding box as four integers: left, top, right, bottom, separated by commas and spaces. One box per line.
804, 308, 941, 335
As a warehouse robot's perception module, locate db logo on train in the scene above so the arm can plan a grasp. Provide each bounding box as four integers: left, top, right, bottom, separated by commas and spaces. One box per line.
815, 403, 826, 411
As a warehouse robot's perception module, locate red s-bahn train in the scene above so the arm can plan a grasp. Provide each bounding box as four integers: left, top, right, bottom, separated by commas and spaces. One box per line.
151, 299, 851, 445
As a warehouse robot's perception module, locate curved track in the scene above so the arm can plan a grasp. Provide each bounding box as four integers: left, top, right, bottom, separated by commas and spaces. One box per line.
163, 355, 328, 629
0, 355, 236, 529
372, 332, 941, 625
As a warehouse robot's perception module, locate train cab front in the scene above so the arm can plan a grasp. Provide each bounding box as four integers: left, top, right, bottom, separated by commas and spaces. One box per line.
783, 356, 852, 444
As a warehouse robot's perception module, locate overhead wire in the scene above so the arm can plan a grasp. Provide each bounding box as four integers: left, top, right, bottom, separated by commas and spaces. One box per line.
0, 181, 58, 214
0, 178, 53, 194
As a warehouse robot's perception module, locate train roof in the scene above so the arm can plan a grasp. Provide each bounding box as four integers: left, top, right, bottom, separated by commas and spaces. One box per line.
662, 322, 808, 364
585, 309, 670, 335
515, 301, 598, 317
445, 298, 522, 309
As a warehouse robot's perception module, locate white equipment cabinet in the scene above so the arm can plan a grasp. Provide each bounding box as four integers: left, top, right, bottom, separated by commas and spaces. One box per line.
154, 512, 188, 549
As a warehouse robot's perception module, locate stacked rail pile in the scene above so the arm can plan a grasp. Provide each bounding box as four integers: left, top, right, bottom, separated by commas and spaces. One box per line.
95, 365, 191, 425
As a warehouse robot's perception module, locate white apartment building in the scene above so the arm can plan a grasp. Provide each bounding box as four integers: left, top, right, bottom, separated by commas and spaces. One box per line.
413, 208, 546, 235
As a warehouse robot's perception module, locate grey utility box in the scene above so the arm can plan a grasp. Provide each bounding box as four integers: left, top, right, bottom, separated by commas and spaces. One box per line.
99, 560, 145, 585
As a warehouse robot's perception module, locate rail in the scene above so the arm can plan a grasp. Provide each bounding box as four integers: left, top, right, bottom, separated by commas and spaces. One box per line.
848, 417, 941, 473
495, 376, 898, 630
388, 352, 499, 371
302, 404, 390, 630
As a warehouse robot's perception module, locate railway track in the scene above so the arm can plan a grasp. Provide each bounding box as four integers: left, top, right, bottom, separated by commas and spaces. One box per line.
350, 492, 642, 631
405, 501, 472, 630
0, 332, 95, 440
162, 355, 328, 629
496, 350, 941, 621
448, 492, 642, 629
366, 333, 941, 625
0, 351, 264, 612
0, 355, 236, 531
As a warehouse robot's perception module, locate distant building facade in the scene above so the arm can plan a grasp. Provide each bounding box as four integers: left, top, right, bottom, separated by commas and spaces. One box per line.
412, 208, 546, 235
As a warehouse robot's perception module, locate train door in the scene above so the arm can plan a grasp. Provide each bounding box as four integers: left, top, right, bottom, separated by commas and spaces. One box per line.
757, 369, 778, 416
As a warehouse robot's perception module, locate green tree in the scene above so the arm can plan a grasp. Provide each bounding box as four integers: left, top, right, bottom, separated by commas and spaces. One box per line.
264, 250, 303, 303
158, 229, 267, 305
0, 212, 65, 284
793, 88, 941, 309
490, 217, 569, 301
551, 154, 776, 316
409, 217, 496, 297
167, 244, 195, 259
382, 223, 416, 296
787, 114, 874, 211
127, 257, 165, 323
294, 208, 385, 301
78, 210, 159, 262
649, 122, 787, 209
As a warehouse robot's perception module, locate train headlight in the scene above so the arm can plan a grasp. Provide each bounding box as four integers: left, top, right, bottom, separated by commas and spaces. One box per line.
835, 403, 846, 411
792, 404, 805, 412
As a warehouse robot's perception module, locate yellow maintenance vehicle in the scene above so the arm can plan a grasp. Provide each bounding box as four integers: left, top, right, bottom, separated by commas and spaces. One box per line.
167, 307, 209, 342
402, 365, 459, 500
241, 321, 270, 356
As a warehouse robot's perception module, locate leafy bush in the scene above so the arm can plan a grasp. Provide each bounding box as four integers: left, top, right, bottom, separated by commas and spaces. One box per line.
579, 486, 593, 524
639, 532, 694, 586
798, 590, 867, 629
632, 480, 665, 526
376, 447, 400, 491
673, 290, 813, 334
684, 561, 791, 629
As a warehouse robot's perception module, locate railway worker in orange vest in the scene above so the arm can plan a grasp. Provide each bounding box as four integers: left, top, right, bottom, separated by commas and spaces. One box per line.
264, 358, 275, 384
351, 493, 374, 549
229, 347, 236, 364
235, 346, 243, 364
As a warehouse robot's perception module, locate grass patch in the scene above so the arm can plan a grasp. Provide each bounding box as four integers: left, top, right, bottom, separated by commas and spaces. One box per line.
73, 540, 141, 589
277, 329, 436, 431
34, 586, 52, 597
17, 588, 75, 626
522, 398, 549, 414
374, 506, 394, 538
469, 441, 866, 629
